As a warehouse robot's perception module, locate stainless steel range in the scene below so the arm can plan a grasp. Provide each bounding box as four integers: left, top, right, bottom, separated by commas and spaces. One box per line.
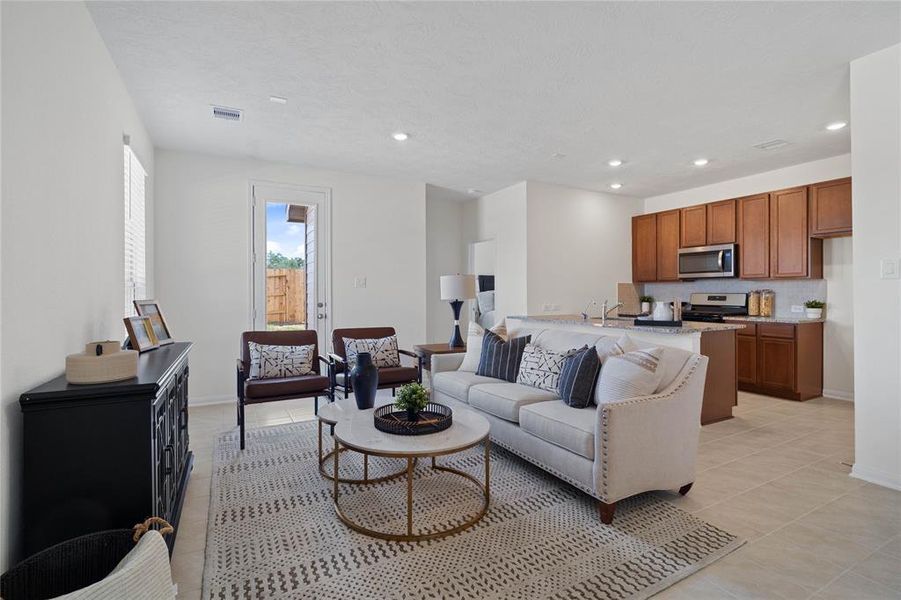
681, 292, 748, 323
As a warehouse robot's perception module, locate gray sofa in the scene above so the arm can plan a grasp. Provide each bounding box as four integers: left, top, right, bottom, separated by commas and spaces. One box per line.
430, 326, 709, 523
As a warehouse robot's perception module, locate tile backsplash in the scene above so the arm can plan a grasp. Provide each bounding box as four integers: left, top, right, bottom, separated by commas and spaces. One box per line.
642, 279, 827, 318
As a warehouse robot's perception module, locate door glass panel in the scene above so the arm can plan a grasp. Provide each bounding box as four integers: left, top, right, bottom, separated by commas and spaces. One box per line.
265, 202, 308, 331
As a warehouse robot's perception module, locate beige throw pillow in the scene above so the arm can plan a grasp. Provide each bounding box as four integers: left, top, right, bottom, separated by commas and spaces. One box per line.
594, 347, 665, 405
594, 334, 637, 363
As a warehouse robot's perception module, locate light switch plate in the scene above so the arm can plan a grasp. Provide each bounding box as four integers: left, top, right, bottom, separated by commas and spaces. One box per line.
353, 277, 367, 288
881, 259, 900, 280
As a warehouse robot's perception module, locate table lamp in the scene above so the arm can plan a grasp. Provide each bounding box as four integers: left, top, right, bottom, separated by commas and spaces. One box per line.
440, 274, 476, 348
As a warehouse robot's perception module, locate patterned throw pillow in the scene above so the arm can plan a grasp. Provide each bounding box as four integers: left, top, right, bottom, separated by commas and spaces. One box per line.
460, 321, 508, 372
248, 342, 315, 379
476, 330, 531, 382
343, 335, 400, 369
558, 346, 601, 408
594, 347, 665, 405
516, 343, 579, 393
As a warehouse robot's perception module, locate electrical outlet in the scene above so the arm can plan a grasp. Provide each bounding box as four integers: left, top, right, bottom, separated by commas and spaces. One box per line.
881, 258, 900, 280
791, 305, 804, 313
353, 277, 367, 288
542, 303, 553, 312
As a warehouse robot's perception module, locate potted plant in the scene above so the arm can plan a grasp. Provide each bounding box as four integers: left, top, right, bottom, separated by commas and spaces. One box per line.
395, 382, 430, 421
804, 300, 825, 319
639, 296, 654, 314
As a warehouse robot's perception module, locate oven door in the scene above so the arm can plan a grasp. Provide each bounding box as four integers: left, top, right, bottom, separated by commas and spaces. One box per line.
678, 244, 736, 278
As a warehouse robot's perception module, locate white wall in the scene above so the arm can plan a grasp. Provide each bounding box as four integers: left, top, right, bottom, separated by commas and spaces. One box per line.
850, 44, 901, 490
642, 154, 854, 400
425, 185, 467, 342
0, 1, 154, 568
526, 181, 639, 315
154, 150, 427, 403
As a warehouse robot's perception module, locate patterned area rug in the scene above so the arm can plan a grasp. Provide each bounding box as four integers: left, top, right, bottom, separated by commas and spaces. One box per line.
202, 421, 742, 599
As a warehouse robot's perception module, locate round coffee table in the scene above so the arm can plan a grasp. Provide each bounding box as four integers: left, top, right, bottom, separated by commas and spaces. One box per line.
332, 406, 490, 542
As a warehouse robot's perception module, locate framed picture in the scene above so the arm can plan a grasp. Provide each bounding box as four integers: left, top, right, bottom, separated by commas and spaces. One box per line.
134, 299, 174, 345
124, 316, 160, 353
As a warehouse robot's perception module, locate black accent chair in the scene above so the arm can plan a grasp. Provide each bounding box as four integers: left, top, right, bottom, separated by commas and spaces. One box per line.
236, 330, 331, 450
328, 327, 422, 400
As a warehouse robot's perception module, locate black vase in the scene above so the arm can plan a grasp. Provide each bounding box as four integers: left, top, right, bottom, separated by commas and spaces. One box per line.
349, 352, 379, 409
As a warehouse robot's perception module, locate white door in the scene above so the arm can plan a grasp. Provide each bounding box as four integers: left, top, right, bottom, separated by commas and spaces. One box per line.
251, 182, 332, 345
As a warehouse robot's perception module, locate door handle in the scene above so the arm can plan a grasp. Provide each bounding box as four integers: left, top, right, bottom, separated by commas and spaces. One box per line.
717, 250, 724, 271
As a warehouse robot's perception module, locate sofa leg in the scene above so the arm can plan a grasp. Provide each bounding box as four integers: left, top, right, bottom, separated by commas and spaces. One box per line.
239, 401, 246, 451
314, 396, 319, 415
679, 482, 693, 496
392, 387, 396, 397
598, 501, 616, 524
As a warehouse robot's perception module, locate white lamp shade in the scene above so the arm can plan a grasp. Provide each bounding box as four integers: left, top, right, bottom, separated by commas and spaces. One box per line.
440, 274, 476, 300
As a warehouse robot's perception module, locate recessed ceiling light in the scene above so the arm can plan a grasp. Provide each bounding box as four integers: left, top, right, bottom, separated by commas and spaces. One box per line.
608, 159, 623, 167
392, 132, 409, 141
693, 158, 709, 167
609, 183, 623, 190
269, 95, 287, 104
826, 121, 847, 131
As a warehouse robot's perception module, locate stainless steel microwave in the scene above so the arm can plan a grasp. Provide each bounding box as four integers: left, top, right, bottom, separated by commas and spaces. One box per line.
678, 244, 737, 279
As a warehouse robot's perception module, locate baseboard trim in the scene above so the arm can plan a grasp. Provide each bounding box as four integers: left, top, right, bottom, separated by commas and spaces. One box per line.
851, 464, 901, 491
822, 388, 854, 401
190, 394, 234, 406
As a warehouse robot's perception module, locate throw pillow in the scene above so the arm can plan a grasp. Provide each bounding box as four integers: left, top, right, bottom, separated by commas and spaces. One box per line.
476, 290, 495, 313
247, 342, 315, 379
595, 333, 637, 363
516, 343, 578, 393
594, 347, 665, 404
343, 335, 400, 369
460, 321, 508, 372
476, 330, 531, 382
558, 345, 601, 408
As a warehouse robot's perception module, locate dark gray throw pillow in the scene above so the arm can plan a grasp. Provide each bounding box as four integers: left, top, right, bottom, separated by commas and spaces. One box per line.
476, 330, 531, 382
558, 345, 601, 408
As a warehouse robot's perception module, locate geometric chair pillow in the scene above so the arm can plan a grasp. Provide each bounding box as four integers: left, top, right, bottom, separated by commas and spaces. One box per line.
248, 342, 315, 379
343, 335, 401, 369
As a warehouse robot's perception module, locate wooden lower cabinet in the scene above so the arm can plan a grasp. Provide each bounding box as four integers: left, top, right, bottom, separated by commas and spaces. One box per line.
734, 321, 822, 400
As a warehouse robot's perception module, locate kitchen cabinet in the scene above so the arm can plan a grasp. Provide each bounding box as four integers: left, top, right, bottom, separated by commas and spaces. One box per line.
809, 177, 852, 237
737, 193, 770, 279
770, 187, 823, 279
706, 199, 736, 244
680, 205, 708, 247
632, 214, 657, 282
733, 321, 822, 400
656, 209, 681, 281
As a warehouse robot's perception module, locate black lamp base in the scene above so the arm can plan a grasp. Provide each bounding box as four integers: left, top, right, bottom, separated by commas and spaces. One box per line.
448, 299, 465, 348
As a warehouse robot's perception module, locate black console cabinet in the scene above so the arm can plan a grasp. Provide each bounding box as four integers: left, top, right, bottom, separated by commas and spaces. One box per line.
19, 342, 193, 556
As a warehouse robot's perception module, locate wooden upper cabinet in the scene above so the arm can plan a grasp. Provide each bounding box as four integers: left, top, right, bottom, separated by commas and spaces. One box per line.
706, 199, 736, 244
680, 205, 707, 247
809, 177, 852, 237
770, 187, 816, 278
656, 210, 681, 281
632, 214, 657, 282
738, 193, 770, 279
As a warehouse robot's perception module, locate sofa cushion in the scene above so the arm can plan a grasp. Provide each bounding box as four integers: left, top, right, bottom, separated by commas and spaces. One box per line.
520, 401, 596, 460
244, 374, 330, 400
476, 331, 531, 382
653, 347, 693, 392
468, 382, 557, 423
595, 347, 665, 404
247, 342, 315, 379
336, 366, 419, 386
431, 371, 499, 403
557, 346, 601, 408
595, 334, 637, 363
516, 343, 579, 393
531, 329, 603, 353
460, 321, 508, 372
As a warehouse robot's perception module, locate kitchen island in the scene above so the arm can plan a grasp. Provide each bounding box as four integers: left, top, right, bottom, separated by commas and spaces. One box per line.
507, 315, 744, 424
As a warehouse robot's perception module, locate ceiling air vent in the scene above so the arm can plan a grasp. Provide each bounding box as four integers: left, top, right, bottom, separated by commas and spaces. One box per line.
211, 105, 242, 122
752, 139, 790, 151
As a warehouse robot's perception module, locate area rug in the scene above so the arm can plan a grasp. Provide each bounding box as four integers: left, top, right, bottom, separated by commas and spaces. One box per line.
202, 421, 742, 599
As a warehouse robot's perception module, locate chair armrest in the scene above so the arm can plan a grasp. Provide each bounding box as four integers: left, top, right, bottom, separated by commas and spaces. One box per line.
430, 353, 466, 374
593, 354, 708, 503
236, 358, 245, 373
317, 355, 331, 367
328, 353, 345, 364
236, 359, 248, 400
398, 348, 419, 358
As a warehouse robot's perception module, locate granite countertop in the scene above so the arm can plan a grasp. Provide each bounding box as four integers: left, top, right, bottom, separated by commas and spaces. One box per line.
507, 315, 745, 335
723, 316, 826, 324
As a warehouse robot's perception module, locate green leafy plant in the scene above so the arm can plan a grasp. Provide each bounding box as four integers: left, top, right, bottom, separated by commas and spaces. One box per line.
395, 382, 430, 414
639, 295, 654, 303
804, 300, 825, 309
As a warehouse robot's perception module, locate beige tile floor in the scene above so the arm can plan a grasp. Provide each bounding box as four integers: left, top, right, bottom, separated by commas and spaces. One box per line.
173, 391, 901, 599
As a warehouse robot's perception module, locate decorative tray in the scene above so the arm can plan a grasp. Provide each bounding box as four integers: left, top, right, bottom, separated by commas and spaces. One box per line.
633, 319, 683, 327
374, 402, 453, 436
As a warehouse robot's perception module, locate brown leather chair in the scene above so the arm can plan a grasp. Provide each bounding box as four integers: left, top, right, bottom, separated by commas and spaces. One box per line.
237, 330, 331, 450
329, 327, 422, 399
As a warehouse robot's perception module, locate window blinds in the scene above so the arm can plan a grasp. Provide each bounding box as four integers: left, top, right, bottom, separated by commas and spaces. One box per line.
124, 145, 147, 317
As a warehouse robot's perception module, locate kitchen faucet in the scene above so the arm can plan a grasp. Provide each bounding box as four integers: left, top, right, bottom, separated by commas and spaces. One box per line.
601, 300, 624, 326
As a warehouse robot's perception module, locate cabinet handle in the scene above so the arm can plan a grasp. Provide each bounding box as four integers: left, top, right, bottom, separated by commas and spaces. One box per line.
164, 445, 173, 474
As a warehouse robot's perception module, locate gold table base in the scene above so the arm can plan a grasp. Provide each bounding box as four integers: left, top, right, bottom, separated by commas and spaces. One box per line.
332, 437, 490, 542
317, 419, 410, 484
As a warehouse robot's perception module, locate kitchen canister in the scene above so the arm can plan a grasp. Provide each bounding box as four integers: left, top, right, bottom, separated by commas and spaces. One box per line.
748, 290, 761, 316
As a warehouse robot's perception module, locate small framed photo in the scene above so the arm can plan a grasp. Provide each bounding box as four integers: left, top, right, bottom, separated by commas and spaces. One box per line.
134, 299, 173, 345
124, 316, 160, 353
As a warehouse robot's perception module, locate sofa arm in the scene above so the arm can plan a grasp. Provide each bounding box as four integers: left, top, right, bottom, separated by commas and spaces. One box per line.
430, 353, 465, 374
593, 354, 708, 503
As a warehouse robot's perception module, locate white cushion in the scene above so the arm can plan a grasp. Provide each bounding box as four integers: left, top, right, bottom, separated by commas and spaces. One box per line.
247, 342, 314, 379
343, 335, 400, 368
594, 334, 637, 364
468, 382, 557, 423
431, 370, 498, 403
653, 347, 693, 392
520, 401, 596, 460
516, 343, 577, 393
595, 347, 665, 404
459, 321, 507, 372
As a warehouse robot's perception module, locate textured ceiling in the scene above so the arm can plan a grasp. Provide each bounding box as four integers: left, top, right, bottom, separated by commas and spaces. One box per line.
87, 1, 900, 198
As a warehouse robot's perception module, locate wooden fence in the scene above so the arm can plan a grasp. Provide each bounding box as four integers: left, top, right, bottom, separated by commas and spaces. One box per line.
266, 269, 306, 325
